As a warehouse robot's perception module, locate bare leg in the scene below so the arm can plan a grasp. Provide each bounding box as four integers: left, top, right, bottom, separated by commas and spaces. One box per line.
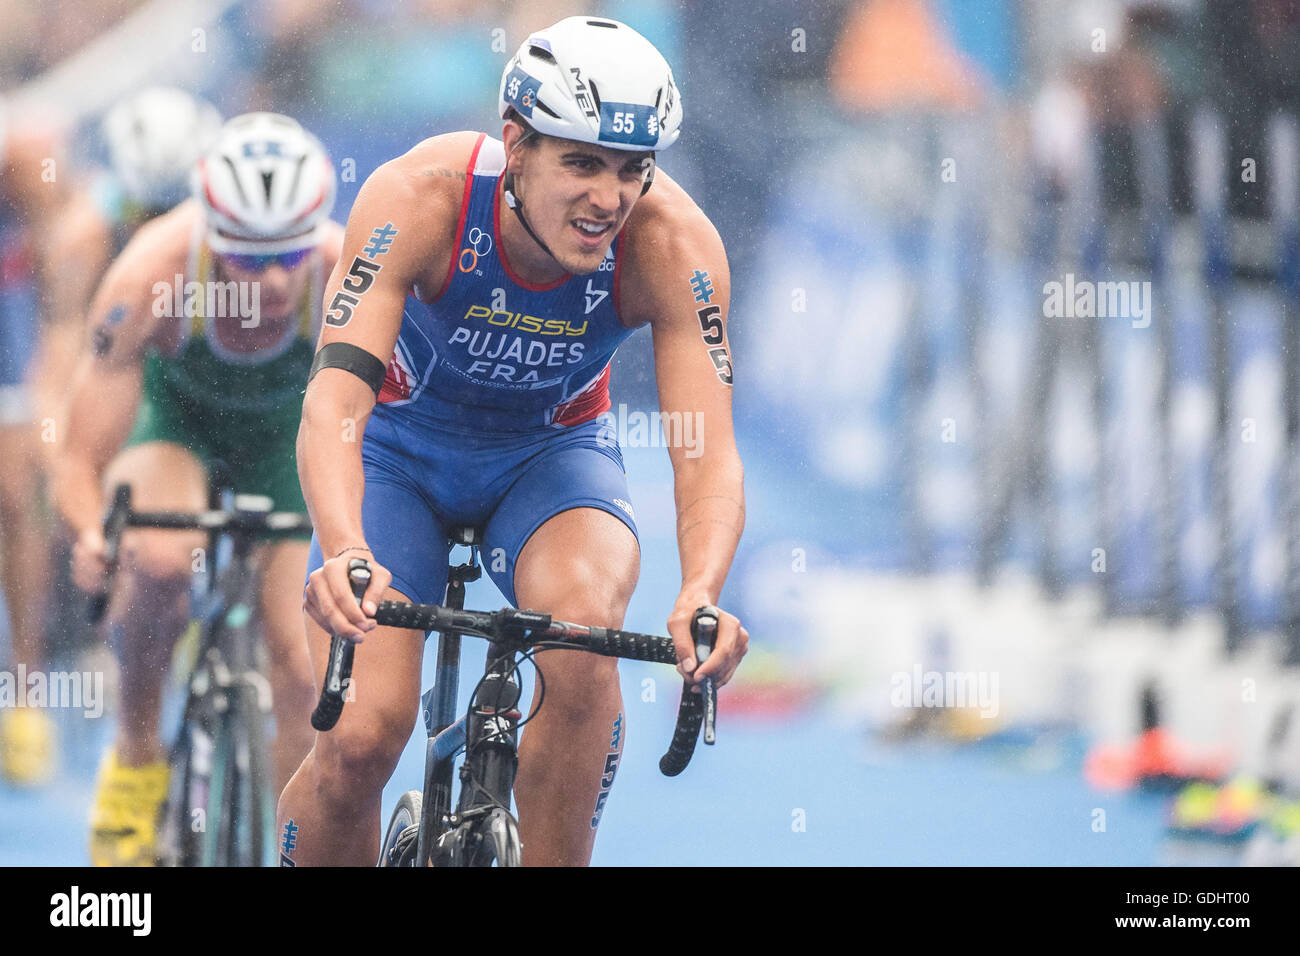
257, 539, 319, 795
276, 588, 423, 866
511, 507, 639, 866
0, 422, 50, 675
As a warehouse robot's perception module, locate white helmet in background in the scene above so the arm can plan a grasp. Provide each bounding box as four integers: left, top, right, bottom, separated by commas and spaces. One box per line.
499, 16, 682, 152
102, 86, 222, 210
192, 112, 337, 254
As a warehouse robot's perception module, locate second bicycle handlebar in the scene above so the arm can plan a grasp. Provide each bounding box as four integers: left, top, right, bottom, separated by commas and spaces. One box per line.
90, 483, 315, 624
310, 560, 719, 777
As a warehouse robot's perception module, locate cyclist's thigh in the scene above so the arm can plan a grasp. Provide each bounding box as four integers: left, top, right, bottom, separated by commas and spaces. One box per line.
483, 428, 640, 612
511, 507, 639, 621
0, 422, 41, 507
302, 586, 425, 776
104, 441, 208, 579
303, 471, 448, 771
304, 468, 452, 608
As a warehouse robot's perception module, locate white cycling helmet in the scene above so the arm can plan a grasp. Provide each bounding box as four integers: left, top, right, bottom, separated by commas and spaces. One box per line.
498, 16, 682, 153
192, 112, 337, 254
102, 87, 222, 211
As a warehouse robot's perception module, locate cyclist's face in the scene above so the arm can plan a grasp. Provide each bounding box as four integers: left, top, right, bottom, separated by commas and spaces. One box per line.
215, 247, 313, 319
511, 132, 651, 274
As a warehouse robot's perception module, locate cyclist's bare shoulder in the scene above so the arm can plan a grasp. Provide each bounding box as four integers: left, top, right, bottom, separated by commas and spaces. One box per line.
47, 189, 111, 264
89, 200, 200, 360
617, 170, 727, 329
354, 131, 481, 300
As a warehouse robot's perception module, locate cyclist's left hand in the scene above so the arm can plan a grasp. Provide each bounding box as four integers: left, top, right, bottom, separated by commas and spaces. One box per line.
667, 591, 748, 690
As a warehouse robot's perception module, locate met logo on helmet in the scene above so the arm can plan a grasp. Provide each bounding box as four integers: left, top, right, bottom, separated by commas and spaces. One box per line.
568, 67, 598, 120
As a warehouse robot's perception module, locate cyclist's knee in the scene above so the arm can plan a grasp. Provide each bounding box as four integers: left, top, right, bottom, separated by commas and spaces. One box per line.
532, 652, 621, 722
313, 705, 413, 794
519, 560, 635, 631
120, 530, 203, 586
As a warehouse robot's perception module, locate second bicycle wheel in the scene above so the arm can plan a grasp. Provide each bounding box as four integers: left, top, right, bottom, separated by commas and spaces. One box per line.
206, 683, 274, 867
379, 790, 423, 867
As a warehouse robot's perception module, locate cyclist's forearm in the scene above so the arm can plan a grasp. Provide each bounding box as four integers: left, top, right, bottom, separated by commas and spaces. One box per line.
51, 455, 105, 538
297, 386, 374, 557
672, 459, 745, 602
53, 362, 138, 536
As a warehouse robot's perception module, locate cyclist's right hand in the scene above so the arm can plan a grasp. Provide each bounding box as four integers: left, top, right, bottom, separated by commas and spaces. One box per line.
71, 526, 109, 594
304, 550, 390, 642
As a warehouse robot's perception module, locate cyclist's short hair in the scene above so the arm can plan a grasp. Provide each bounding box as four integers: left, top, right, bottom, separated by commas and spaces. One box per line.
503, 106, 542, 148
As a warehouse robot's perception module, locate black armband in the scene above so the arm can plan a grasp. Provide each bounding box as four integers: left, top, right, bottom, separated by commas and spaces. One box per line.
309, 342, 387, 397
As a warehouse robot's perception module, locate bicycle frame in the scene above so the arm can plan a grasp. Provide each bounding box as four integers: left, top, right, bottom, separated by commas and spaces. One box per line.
413, 532, 523, 867
165, 521, 274, 866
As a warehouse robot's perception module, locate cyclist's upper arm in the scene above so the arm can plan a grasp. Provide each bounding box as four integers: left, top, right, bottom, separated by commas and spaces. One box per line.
312, 143, 468, 402
64, 212, 186, 464
619, 175, 737, 469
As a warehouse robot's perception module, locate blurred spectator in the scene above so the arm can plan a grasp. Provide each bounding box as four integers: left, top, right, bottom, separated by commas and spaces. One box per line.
829, 0, 988, 112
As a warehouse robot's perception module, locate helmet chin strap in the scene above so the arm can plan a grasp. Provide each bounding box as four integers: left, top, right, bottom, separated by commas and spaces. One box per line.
502, 130, 562, 264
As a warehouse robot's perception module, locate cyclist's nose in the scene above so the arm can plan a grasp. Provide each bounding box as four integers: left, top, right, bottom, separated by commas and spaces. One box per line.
259, 264, 291, 295
586, 173, 622, 217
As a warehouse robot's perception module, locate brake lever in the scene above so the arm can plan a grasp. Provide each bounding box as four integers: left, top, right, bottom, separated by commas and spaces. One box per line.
691, 606, 719, 745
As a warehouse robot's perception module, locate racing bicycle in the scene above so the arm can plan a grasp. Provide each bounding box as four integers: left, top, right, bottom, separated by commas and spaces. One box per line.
309, 527, 718, 867
92, 480, 313, 866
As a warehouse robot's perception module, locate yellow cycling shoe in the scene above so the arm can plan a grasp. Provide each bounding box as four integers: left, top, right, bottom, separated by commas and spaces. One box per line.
0, 707, 56, 786
88, 750, 170, 867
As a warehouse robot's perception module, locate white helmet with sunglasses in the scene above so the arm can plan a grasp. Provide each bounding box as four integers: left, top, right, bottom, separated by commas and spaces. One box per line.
192, 112, 337, 255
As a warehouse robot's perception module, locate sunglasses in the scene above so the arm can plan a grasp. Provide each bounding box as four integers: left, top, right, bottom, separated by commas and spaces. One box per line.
220, 247, 313, 272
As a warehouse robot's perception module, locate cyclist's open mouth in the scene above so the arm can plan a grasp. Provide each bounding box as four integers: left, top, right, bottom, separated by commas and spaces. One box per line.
571, 217, 613, 249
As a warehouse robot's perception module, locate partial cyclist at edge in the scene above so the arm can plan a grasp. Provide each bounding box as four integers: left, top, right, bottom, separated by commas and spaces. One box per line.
52, 112, 343, 865
281, 16, 749, 867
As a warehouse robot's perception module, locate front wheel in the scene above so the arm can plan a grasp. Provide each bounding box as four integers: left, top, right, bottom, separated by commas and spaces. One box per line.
379, 791, 423, 867
468, 807, 522, 867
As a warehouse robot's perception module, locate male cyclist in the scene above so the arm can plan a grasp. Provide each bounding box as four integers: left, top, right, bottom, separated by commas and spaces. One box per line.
281, 16, 748, 867
41, 87, 223, 420
11, 89, 223, 787
51, 112, 343, 865
0, 103, 67, 786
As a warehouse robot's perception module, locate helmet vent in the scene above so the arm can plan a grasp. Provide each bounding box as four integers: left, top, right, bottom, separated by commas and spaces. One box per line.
586, 19, 618, 28
285, 153, 307, 205
528, 44, 556, 64
533, 99, 560, 119
221, 154, 251, 207
260, 170, 274, 204
587, 79, 602, 113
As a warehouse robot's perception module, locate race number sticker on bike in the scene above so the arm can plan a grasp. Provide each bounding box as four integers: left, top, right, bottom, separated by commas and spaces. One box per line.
325, 222, 398, 327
